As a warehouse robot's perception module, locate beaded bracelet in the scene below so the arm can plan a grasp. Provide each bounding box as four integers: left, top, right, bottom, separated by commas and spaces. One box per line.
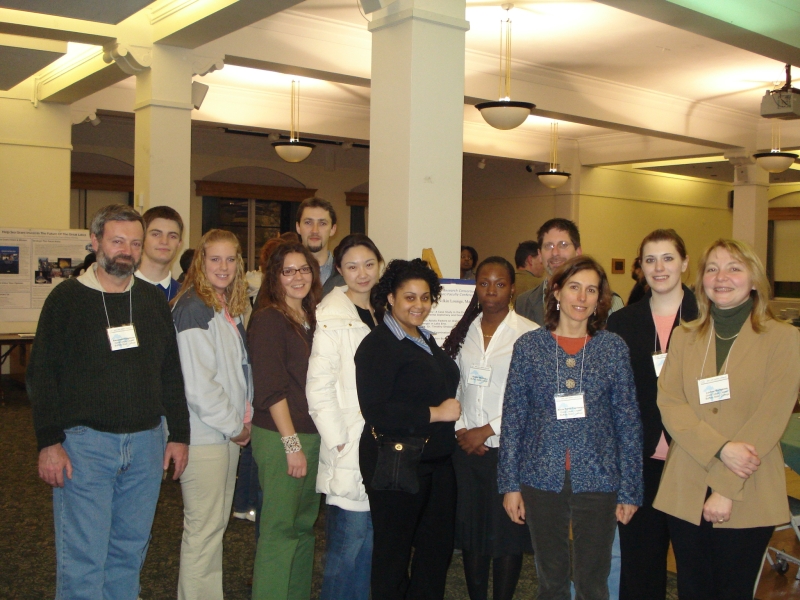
281, 433, 302, 454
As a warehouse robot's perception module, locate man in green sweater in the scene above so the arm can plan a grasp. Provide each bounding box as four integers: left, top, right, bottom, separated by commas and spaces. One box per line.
27, 204, 190, 600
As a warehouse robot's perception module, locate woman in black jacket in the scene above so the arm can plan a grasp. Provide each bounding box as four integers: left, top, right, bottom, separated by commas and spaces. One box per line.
355, 258, 461, 600
606, 229, 698, 600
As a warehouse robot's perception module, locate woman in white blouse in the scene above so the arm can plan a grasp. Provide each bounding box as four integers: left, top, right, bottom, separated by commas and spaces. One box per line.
443, 256, 538, 600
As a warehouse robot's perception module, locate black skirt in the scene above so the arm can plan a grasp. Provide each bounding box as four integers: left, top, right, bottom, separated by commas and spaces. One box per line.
453, 446, 533, 557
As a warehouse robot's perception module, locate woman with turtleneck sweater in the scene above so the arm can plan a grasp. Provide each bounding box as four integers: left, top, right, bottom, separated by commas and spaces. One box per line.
654, 239, 800, 600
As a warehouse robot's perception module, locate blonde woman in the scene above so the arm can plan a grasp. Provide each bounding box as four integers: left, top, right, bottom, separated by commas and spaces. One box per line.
654, 239, 800, 599
171, 229, 253, 600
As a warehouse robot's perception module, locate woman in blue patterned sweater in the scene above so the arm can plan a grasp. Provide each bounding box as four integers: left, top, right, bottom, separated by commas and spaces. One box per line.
498, 256, 643, 600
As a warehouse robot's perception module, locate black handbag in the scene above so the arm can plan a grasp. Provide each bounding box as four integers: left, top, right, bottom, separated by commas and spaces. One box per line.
370, 426, 428, 494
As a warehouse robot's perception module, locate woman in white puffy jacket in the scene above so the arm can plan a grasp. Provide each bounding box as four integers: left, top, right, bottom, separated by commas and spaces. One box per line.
307, 233, 383, 600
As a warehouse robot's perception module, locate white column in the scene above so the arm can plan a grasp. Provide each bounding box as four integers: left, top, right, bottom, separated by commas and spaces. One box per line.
728, 155, 769, 264
367, 0, 468, 277
131, 45, 194, 240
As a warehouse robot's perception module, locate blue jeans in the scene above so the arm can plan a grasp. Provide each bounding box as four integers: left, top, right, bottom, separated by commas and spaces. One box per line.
320, 505, 373, 600
570, 525, 620, 600
54, 423, 165, 600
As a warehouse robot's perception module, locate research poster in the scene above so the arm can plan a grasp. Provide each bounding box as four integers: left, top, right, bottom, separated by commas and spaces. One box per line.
423, 279, 475, 346
0, 228, 90, 323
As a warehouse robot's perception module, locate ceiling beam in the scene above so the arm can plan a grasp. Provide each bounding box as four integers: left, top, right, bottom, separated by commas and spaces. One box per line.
153, 0, 305, 49
594, 0, 800, 66
0, 34, 66, 90
201, 10, 759, 150
35, 46, 129, 104
0, 7, 116, 45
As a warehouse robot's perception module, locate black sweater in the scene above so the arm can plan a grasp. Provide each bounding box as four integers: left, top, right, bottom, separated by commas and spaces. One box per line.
355, 323, 460, 460
27, 278, 190, 450
606, 285, 698, 458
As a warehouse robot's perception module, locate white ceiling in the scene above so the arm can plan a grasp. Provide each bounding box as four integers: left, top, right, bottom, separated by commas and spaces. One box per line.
6, 0, 800, 170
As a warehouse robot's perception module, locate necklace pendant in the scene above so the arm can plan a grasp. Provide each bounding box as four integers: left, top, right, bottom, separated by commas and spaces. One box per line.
565, 357, 577, 368
565, 378, 576, 389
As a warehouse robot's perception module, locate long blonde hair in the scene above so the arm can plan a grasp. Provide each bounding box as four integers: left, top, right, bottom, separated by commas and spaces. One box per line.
173, 229, 249, 317
686, 238, 775, 336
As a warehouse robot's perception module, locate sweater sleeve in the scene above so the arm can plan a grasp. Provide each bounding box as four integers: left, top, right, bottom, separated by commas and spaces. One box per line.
355, 330, 432, 434
27, 284, 70, 450
705, 325, 800, 500
159, 304, 190, 445
307, 325, 348, 449
249, 309, 291, 413
607, 336, 644, 505
498, 335, 535, 493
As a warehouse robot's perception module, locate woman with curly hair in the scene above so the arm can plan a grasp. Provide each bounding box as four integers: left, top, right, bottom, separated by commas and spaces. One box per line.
499, 255, 643, 600
247, 240, 322, 600
442, 256, 537, 600
355, 258, 462, 600
171, 229, 253, 600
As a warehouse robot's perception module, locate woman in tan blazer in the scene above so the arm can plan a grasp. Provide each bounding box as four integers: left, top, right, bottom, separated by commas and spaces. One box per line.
654, 238, 800, 599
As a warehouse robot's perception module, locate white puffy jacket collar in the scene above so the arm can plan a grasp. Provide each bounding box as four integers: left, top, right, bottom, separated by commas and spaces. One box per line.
315, 286, 370, 331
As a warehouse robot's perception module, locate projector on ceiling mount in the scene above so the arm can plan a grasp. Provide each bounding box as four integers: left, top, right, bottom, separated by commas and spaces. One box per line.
761, 63, 800, 119
761, 90, 800, 119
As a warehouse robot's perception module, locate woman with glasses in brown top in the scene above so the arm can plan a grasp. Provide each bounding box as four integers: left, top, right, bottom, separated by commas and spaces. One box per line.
248, 240, 322, 600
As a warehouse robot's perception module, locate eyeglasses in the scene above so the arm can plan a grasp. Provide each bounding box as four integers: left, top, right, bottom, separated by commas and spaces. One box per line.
542, 241, 574, 252
281, 265, 312, 277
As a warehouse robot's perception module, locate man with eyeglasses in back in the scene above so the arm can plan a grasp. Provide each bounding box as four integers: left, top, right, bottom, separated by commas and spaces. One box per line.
515, 218, 625, 326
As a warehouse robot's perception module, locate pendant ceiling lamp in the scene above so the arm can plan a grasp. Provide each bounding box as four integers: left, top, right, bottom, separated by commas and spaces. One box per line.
475, 4, 534, 130
536, 123, 570, 188
753, 121, 797, 173
273, 80, 315, 163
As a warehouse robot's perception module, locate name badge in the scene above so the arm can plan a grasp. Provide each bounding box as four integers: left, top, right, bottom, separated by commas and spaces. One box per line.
555, 393, 586, 420
697, 374, 730, 404
652, 353, 667, 377
107, 324, 139, 351
467, 365, 492, 387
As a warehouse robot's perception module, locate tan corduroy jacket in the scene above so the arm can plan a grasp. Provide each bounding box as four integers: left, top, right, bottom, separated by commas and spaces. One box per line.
653, 318, 800, 528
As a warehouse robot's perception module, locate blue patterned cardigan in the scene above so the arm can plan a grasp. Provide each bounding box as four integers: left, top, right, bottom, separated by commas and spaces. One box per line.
498, 328, 644, 506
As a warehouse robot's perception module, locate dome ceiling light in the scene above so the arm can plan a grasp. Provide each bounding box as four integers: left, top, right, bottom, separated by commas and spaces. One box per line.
536, 123, 571, 188
273, 80, 315, 163
753, 121, 797, 174
475, 4, 534, 131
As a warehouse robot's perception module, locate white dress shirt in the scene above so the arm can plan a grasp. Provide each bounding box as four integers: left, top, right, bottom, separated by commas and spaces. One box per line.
455, 310, 538, 448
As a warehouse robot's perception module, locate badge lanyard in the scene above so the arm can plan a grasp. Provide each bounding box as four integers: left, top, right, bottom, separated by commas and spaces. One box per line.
554, 334, 588, 419
651, 303, 681, 377
696, 323, 736, 404
101, 289, 139, 351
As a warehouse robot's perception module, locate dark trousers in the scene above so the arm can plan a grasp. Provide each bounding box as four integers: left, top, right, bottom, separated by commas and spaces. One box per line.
619, 458, 670, 600
668, 514, 773, 600
364, 456, 456, 600
522, 472, 617, 600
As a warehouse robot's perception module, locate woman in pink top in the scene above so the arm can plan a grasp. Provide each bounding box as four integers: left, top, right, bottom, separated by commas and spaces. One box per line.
606, 229, 698, 600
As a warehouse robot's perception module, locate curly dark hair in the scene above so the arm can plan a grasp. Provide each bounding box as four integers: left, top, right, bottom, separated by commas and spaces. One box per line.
543, 255, 611, 335
253, 241, 322, 337
371, 258, 442, 321
442, 257, 516, 358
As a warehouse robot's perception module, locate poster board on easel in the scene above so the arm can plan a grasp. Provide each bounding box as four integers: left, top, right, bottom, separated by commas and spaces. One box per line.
0, 228, 91, 324
419, 248, 475, 345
